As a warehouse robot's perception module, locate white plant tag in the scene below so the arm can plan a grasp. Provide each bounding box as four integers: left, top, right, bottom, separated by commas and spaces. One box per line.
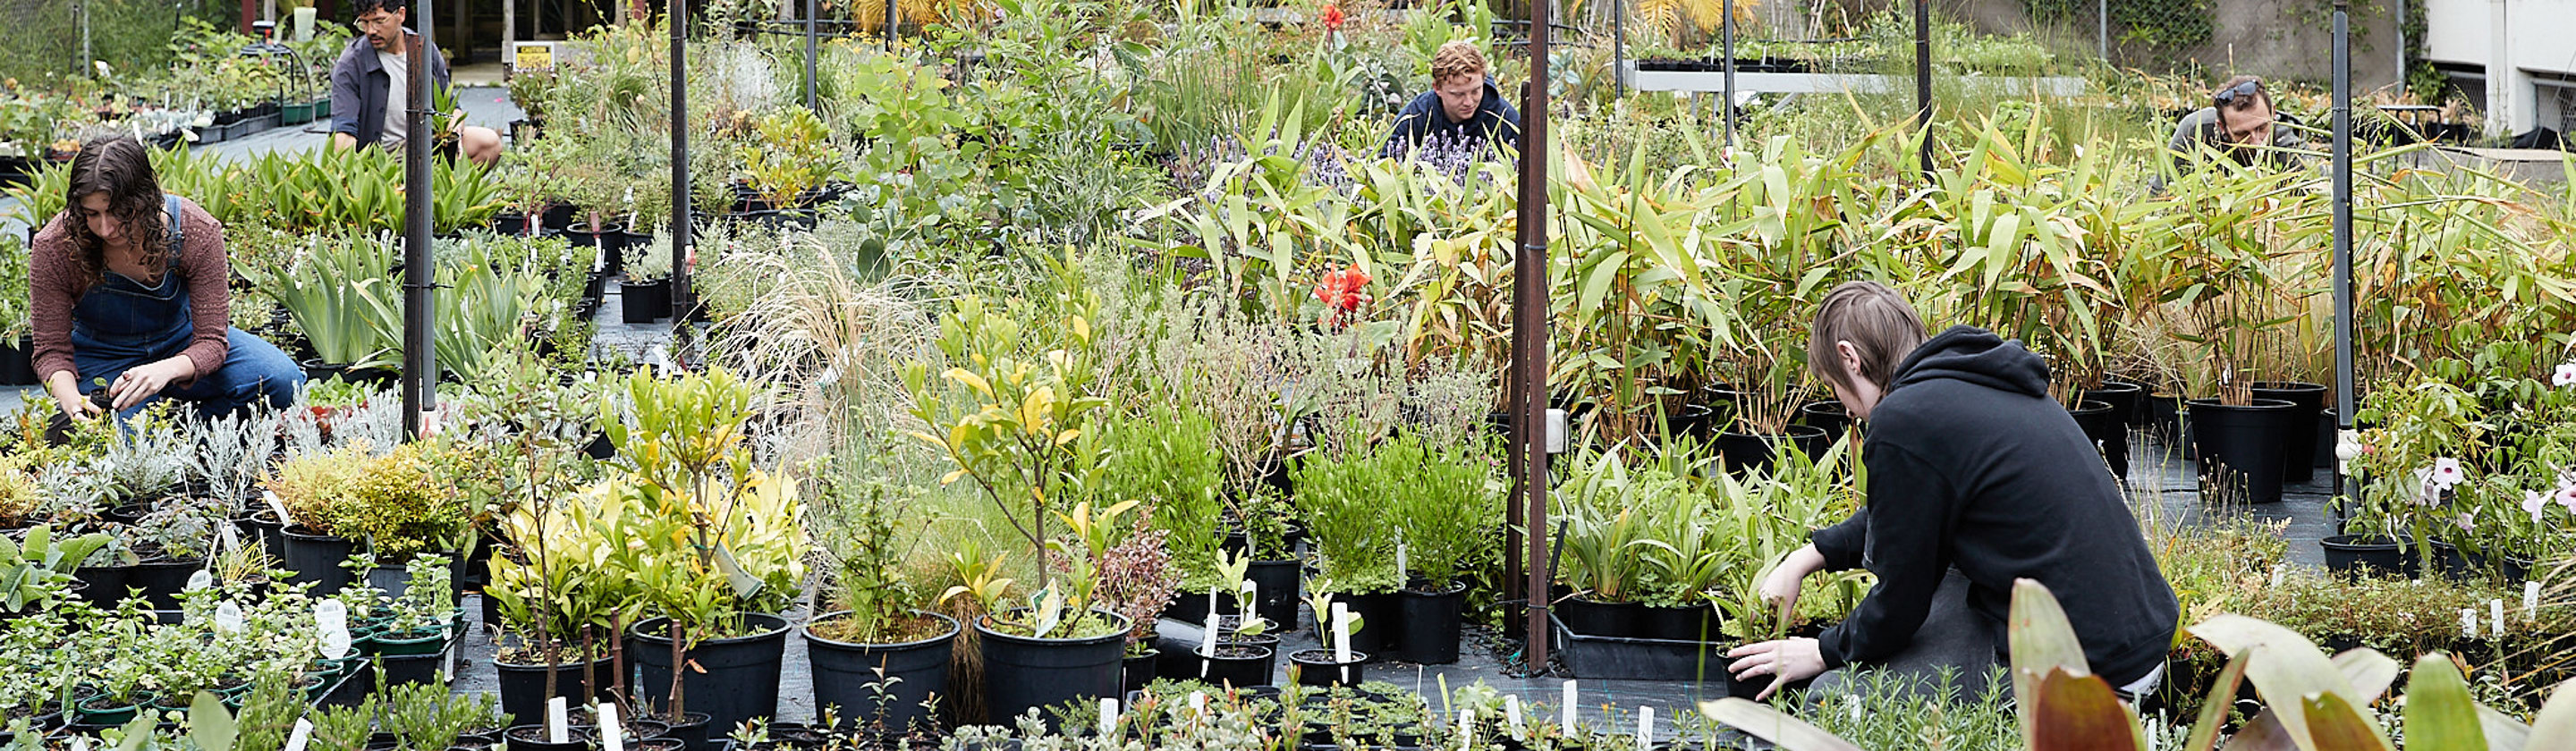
1208, 587, 1220, 625
441, 625, 458, 679
1395, 538, 1408, 577
2268, 564, 2284, 587
1189, 691, 1207, 715
547, 697, 571, 744
2462, 608, 2479, 639
2529, 581, 2543, 620
216, 601, 246, 633
1331, 603, 1354, 665
267, 490, 293, 527
1637, 706, 1653, 750
1504, 695, 1523, 736
2491, 599, 2506, 636
1199, 623, 1219, 679
1240, 580, 1258, 622
1097, 697, 1118, 737
1458, 709, 1475, 750
597, 703, 624, 751
284, 720, 313, 751
187, 570, 214, 591
315, 600, 351, 661
1562, 680, 1578, 736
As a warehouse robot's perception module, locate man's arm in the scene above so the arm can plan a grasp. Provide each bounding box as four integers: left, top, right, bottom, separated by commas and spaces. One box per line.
1814, 441, 1958, 670
327, 46, 364, 148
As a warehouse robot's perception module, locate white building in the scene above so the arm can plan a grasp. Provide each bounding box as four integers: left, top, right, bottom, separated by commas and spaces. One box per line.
2422, 0, 2576, 139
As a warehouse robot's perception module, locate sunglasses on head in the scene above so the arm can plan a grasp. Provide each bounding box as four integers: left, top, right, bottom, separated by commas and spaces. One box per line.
2212, 79, 2263, 105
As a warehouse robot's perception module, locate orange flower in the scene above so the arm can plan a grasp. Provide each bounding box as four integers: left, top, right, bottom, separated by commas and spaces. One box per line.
1321, 4, 1345, 31
1313, 264, 1370, 329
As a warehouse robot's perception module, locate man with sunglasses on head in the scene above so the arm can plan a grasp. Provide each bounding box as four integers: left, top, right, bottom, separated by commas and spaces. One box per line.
329, 0, 502, 166
2164, 75, 2309, 175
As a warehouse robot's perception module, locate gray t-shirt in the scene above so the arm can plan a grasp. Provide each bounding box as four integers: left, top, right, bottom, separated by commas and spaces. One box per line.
377, 50, 410, 148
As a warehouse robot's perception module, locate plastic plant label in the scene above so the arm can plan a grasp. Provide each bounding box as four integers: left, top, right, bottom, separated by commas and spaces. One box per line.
1636, 706, 1652, 750
1189, 691, 1207, 715
2529, 581, 2543, 620
215, 601, 246, 633
442, 626, 458, 679
1504, 695, 1523, 734
1562, 680, 1577, 736
547, 697, 571, 744
284, 721, 312, 751
1097, 698, 1118, 737
1199, 623, 1218, 679
597, 703, 624, 751
2462, 608, 2479, 639
1395, 538, 1408, 578
1458, 710, 1474, 750
713, 544, 763, 599
1241, 580, 1257, 622
184, 570, 212, 593
2491, 599, 2505, 636
1208, 587, 1220, 624
266, 490, 292, 527
315, 600, 351, 661
1331, 603, 1353, 665
2269, 564, 2284, 587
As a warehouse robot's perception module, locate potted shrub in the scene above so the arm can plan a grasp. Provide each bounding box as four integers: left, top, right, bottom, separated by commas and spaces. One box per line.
595, 368, 808, 734
1290, 426, 1403, 659
0, 525, 114, 615
1288, 587, 1368, 687
803, 470, 957, 735
1389, 433, 1496, 664
621, 231, 674, 325
733, 106, 835, 224
902, 295, 1131, 726
2346, 376, 2487, 578
265, 443, 370, 595
236, 234, 402, 382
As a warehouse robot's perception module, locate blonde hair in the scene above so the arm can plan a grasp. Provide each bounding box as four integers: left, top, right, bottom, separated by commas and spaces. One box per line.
1431, 41, 1487, 86
1808, 281, 1928, 393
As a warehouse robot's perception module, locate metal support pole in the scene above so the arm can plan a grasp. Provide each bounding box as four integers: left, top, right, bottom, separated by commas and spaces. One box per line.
1612, 0, 1623, 99
2330, 1, 2357, 519
2096, 0, 2106, 61
1911, 0, 1933, 180
804, 0, 818, 112
671, 0, 692, 326
402, 0, 436, 439
885, 0, 898, 50
1721, 0, 1735, 152
2393, 0, 2404, 92
1514, 0, 1555, 672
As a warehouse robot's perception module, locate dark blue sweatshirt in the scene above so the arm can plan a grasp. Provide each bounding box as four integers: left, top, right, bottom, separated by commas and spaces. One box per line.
1809, 325, 2178, 688
1380, 78, 1521, 159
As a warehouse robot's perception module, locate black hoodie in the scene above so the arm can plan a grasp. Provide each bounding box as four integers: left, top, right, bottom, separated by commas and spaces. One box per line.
1809, 325, 2178, 687
1380, 78, 1522, 159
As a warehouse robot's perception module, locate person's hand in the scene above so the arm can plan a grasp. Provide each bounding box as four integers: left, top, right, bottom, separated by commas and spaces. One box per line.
1759, 544, 1826, 620
107, 359, 189, 411
1725, 637, 1826, 702
52, 386, 104, 422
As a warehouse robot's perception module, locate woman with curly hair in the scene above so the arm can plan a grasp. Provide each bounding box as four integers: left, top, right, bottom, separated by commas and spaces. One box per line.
29, 134, 302, 421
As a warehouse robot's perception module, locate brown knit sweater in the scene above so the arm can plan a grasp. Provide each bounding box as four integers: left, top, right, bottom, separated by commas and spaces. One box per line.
29, 198, 233, 385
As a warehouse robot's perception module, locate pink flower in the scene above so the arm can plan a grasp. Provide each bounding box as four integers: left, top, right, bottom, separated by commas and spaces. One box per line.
2555, 362, 2576, 387
2557, 483, 2576, 511
2526, 489, 2549, 523
2454, 511, 2476, 532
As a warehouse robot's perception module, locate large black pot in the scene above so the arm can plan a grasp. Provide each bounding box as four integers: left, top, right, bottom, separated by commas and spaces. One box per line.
1322, 591, 1401, 660
494, 654, 616, 730
629, 613, 792, 733
539, 204, 579, 232
974, 610, 1130, 729
1246, 559, 1301, 630
1640, 603, 1716, 642
563, 224, 629, 269
2142, 392, 2183, 443
281, 527, 358, 595
236, 510, 288, 568
2068, 400, 2125, 480
125, 556, 202, 610
1394, 582, 1467, 663
1121, 649, 1159, 696
804, 611, 958, 733
2085, 380, 2145, 428
1798, 401, 1850, 442
1555, 596, 1647, 639
609, 230, 653, 276
1193, 644, 1275, 688
2320, 534, 2411, 578
621, 278, 670, 324
0, 335, 35, 385
74, 564, 132, 608
1287, 649, 1366, 688
2186, 399, 2298, 504
2250, 382, 2327, 484
1714, 426, 1829, 477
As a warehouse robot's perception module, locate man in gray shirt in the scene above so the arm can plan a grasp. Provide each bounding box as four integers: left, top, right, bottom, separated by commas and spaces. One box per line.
2165, 75, 2309, 175
329, 0, 501, 166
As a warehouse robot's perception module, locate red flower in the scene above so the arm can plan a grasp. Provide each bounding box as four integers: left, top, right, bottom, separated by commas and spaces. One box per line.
1314, 264, 1370, 329
1321, 4, 1346, 31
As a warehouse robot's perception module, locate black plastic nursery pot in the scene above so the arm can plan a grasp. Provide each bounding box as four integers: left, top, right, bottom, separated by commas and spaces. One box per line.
2250, 382, 2328, 484
1322, 591, 1401, 660
237, 510, 288, 567
1287, 649, 1367, 688
629, 613, 792, 734
1394, 582, 1467, 664
2186, 399, 2299, 505
124, 555, 202, 610
2068, 400, 2125, 480
504, 725, 595, 751
2083, 381, 2142, 479
2142, 392, 2183, 443
495, 654, 617, 730
1639, 603, 1716, 643
973, 610, 1130, 729
1246, 559, 1301, 629
1714, 426, 1828, 477
803, 610, 958, 733
1193, 644, 1275, 689
0, 336, 35, 385
1122, 649, 1160, 696
282, 527, 359, 595
564, 223, 628, 257
1798, 401, 1850, 441
2320, 534, 2412, 578
622, 278, 670, 324
1555, 595, 1648, 639
73, 564, 131, 608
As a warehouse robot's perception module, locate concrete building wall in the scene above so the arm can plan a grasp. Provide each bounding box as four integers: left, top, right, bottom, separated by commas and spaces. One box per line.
1945, 0, 2404, 89
2422, 0, 2576, 135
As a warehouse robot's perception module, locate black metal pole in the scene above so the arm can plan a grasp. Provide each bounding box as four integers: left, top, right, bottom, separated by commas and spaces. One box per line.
1611, 0, 1623, 99
2331, 1, 2357, 517
402, 0, 436, 439
1515, 0, 1553, 671
1911, 0, 1932, 180
1721, 0, 1734, 152
670, 0, 691, 327
803, 0, 817, 112
884, 0, 896, 51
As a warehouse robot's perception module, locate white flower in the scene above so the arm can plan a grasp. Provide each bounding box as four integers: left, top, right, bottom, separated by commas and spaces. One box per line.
2555, 362, 2576, 387
2456, 511, 2477, 532
2558, 483, 2576, 511
2526, 489, 2549, 523
2427, 458, 2466, 489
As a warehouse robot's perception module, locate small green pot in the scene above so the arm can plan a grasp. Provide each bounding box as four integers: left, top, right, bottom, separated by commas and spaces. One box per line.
373, 628, 447, 656
74, 691, 154, 725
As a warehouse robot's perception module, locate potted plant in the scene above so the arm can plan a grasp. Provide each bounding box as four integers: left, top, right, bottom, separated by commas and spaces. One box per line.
0, 235, 30, 386
732, 106, 835, 222
803, 469, 957, 735
1290, 425, 1402, 659
594, 368, 806, 734
0, 525, 114, 615
621, 230, 674, 325
236, 234, 402, 381
2345, 376, 2487, 578
1288, 586, 1367, 687
1389, 432, 1495, 664
264, 442, 370, 595
902, 294, 1131, 726
1552, 446, 1694, 638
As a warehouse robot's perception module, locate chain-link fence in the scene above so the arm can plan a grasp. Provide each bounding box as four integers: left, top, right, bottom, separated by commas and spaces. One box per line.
0, 0, 238, 85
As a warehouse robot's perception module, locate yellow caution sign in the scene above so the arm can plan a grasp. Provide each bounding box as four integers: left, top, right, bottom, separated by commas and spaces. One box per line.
513, 42, 555, 72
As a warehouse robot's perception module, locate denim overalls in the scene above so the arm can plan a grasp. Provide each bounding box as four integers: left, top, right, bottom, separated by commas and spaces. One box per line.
70, 195, 302, 418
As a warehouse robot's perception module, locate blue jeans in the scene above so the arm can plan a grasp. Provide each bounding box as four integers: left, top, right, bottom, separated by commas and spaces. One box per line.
77, 327, 304, 420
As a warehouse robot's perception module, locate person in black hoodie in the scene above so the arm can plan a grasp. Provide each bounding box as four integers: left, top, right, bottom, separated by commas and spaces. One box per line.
1725, 282, 2178, 703
1380, 41, 1521, 159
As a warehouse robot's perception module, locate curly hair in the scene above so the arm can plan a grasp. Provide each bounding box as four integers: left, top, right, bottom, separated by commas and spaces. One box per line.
61, 134, 169, 291
1430, 41, 1487, 86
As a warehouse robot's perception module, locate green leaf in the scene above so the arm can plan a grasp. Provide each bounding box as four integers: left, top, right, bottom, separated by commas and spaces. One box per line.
2184, 650, 2252, 751
2029, 667, 2142, 751
2190, 614, 2368, 751
2010, 578, 2095, 742
2531, 680, 2576, 751
191, 689, 238, 751
2402, 654, 2485, 751
1698, 699, 1863, 751
2297, 692, 2394, 751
